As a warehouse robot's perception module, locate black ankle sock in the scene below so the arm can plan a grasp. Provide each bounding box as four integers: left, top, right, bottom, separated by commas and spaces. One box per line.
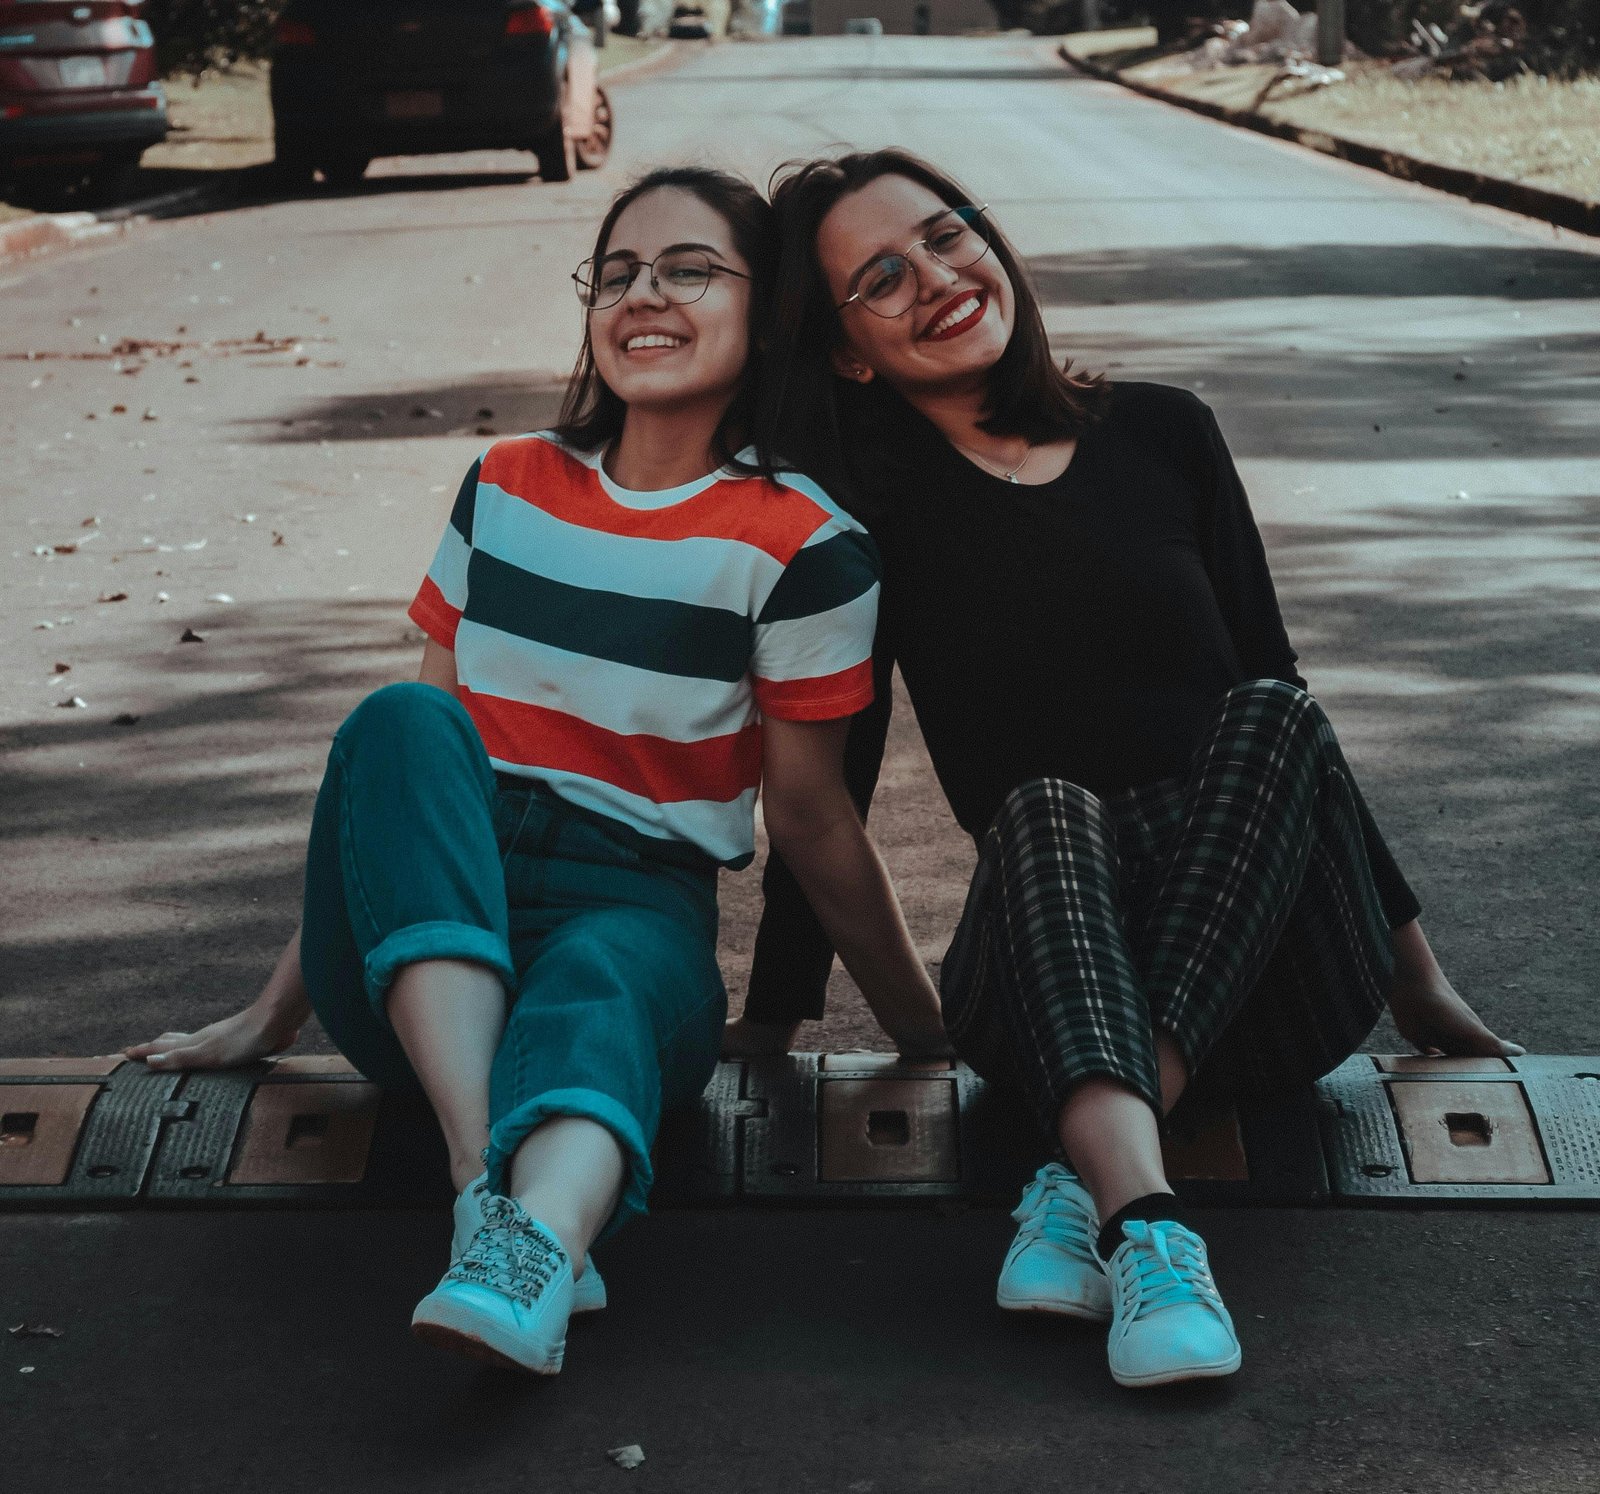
1096, 1192, 1192, 1263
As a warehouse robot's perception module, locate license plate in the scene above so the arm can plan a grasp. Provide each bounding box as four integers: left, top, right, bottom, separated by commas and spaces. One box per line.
59, 55, 107, 88
385, 90, 443, 120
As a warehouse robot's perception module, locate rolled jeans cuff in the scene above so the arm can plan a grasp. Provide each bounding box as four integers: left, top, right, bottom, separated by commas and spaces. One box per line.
486, 1087, 654, 1242
362, 920, 516, 1021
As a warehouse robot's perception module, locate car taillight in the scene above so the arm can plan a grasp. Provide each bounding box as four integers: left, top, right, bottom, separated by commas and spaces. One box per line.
505, 5, 553, 37
275, 19, 317, 46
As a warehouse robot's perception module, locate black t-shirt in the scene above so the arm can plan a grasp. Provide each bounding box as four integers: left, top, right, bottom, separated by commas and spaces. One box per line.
749, 381, 1420, 1023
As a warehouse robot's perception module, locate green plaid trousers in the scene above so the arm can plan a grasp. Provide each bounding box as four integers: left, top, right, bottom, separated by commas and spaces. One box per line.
940, 679, 1395, 1127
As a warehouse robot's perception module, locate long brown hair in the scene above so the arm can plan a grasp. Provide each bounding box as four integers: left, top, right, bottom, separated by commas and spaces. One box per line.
554, 165, 779, 477
763, 149, 1106, 507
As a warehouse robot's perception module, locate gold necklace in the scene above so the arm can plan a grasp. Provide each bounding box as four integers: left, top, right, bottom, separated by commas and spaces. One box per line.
952, 437, 1032, 483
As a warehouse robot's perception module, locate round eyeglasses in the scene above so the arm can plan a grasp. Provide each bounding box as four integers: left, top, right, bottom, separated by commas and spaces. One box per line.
836, 205, 993, 320
572, 249, 750, 311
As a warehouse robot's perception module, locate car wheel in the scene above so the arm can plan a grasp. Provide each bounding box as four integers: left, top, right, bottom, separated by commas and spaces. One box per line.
272, 135, 318, 191
575, 86, 612, 171
532, 89, 575, 183
79, 149, 143, 207
319, 155, 372, 190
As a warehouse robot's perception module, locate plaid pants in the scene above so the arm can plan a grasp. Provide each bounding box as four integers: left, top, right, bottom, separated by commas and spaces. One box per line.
940, 679, 1395, 1129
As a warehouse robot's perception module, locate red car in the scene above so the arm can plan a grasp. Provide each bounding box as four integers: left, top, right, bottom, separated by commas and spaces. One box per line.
0, 0, 168, 197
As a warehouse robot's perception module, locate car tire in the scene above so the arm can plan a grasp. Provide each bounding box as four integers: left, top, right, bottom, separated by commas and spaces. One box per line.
272, 133, 318, 190
532, 89, 575, 183
575, 86, 612, 171
79, 149, 143, 207
319, 154, 372, 190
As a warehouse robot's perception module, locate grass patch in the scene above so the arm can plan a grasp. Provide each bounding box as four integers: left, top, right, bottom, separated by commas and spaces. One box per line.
1121, 55, 1600, 206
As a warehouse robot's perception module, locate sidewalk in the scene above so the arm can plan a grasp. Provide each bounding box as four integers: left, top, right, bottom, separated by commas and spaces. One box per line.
1060, 30, 1600, 236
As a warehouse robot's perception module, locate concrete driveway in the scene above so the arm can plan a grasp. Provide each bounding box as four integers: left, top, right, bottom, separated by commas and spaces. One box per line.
2, 35, 1598, 1494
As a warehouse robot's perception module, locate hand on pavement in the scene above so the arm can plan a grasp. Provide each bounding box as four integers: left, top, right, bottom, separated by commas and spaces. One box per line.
123, 1007, 300, 1070
720, 1015, 802, 1059
886, 1009, 955, 1062
1387, 970, 1524, 1059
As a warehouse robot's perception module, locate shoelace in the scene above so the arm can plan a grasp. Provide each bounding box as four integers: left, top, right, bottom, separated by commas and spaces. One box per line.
1011, 1163, 1098, 1256
1113, 1219, 1226, 1322
447, 1194, 566, 1310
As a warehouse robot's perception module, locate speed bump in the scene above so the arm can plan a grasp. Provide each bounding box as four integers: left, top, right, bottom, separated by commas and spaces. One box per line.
3, 1053, 1598, 1209
1317, 1054, 1599, 1202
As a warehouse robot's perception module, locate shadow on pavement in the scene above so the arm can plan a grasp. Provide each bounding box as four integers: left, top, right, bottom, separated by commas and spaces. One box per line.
1029, 243, 1600, 307
233, 378, 571, 444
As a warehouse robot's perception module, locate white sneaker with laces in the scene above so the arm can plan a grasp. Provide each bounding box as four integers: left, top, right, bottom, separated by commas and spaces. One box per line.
1104, 1218, 1242, 1387
413, 1194, 574, 1374
995, 1162, 1112, 1321
453, 1172, 607, 1313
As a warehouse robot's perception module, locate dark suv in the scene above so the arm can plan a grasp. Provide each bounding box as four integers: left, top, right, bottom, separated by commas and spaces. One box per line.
269, 0, 612, 188
0, 0, 168, 195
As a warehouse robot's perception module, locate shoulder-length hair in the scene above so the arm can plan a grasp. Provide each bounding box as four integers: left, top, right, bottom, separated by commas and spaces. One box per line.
554, 164, 780, 477
762, 149, 1107, 508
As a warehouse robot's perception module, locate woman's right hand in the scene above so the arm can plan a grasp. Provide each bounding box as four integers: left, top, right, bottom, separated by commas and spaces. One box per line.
123, 1005, 300, 1071
721, 1015, 802, 1059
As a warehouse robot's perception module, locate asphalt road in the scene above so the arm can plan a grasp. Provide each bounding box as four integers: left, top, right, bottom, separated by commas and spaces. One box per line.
3, 35, 1600, 1494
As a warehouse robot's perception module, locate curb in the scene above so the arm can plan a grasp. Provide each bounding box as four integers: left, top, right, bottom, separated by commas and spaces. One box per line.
0, 174, 240, 271
1059, 44, 1600, 240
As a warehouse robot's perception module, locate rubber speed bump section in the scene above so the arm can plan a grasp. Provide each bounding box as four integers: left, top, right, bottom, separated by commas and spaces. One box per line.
227, 1080, 379, 1185
0, 1087, 102, 1186
1317, 1055, 1600, 1202
650, 1060, 746, 1205
0, 1057, 178, 1203
744, 1053, 978, 1199
145, 1057, 451, 1205
819, 1077, 959, 1184
1157, 1086, 1328, 1205
739, 1054, 1328, 1203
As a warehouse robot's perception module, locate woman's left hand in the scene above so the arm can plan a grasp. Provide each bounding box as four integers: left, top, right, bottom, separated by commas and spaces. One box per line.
1387, 968, 1524, 1059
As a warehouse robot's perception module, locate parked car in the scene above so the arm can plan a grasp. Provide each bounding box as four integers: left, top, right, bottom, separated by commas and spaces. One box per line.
0, 0, 168, 199
269, 0, 612, 188
842, 15, 883, 31
666, 3, 712, 38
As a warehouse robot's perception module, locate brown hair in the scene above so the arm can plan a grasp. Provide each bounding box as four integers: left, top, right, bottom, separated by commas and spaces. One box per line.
554, 164, 779, 477
762, 149, 1106, 506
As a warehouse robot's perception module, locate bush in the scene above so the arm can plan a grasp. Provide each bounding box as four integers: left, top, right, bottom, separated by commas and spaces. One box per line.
146, 0, 286, 78
1346, 0, 1598, 73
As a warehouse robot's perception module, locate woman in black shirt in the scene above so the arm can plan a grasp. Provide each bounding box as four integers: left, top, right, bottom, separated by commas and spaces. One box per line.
742, 149, 1521, 1390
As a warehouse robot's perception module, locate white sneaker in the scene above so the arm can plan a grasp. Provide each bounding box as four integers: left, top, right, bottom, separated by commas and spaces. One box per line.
1104, 1219, 1242, 1388
996, 1162, 1112, 1322
453, 1172, 607, 1313
413, 1195, 574, 1374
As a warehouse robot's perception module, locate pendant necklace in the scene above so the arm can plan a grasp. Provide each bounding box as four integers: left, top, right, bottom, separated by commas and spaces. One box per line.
954, 438, 1031, 483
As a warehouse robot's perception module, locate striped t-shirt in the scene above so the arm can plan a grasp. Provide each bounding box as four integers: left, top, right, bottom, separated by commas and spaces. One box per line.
408, 432, 880, 868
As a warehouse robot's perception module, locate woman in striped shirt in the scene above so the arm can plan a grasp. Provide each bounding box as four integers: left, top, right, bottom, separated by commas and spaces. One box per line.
124, 166, 945, 1376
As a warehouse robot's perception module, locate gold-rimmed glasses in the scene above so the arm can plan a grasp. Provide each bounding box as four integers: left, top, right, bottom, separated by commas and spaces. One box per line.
835, 205, 992, 319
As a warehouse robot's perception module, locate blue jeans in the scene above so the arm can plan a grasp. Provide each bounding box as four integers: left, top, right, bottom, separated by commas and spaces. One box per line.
299, 682, 726, 1236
